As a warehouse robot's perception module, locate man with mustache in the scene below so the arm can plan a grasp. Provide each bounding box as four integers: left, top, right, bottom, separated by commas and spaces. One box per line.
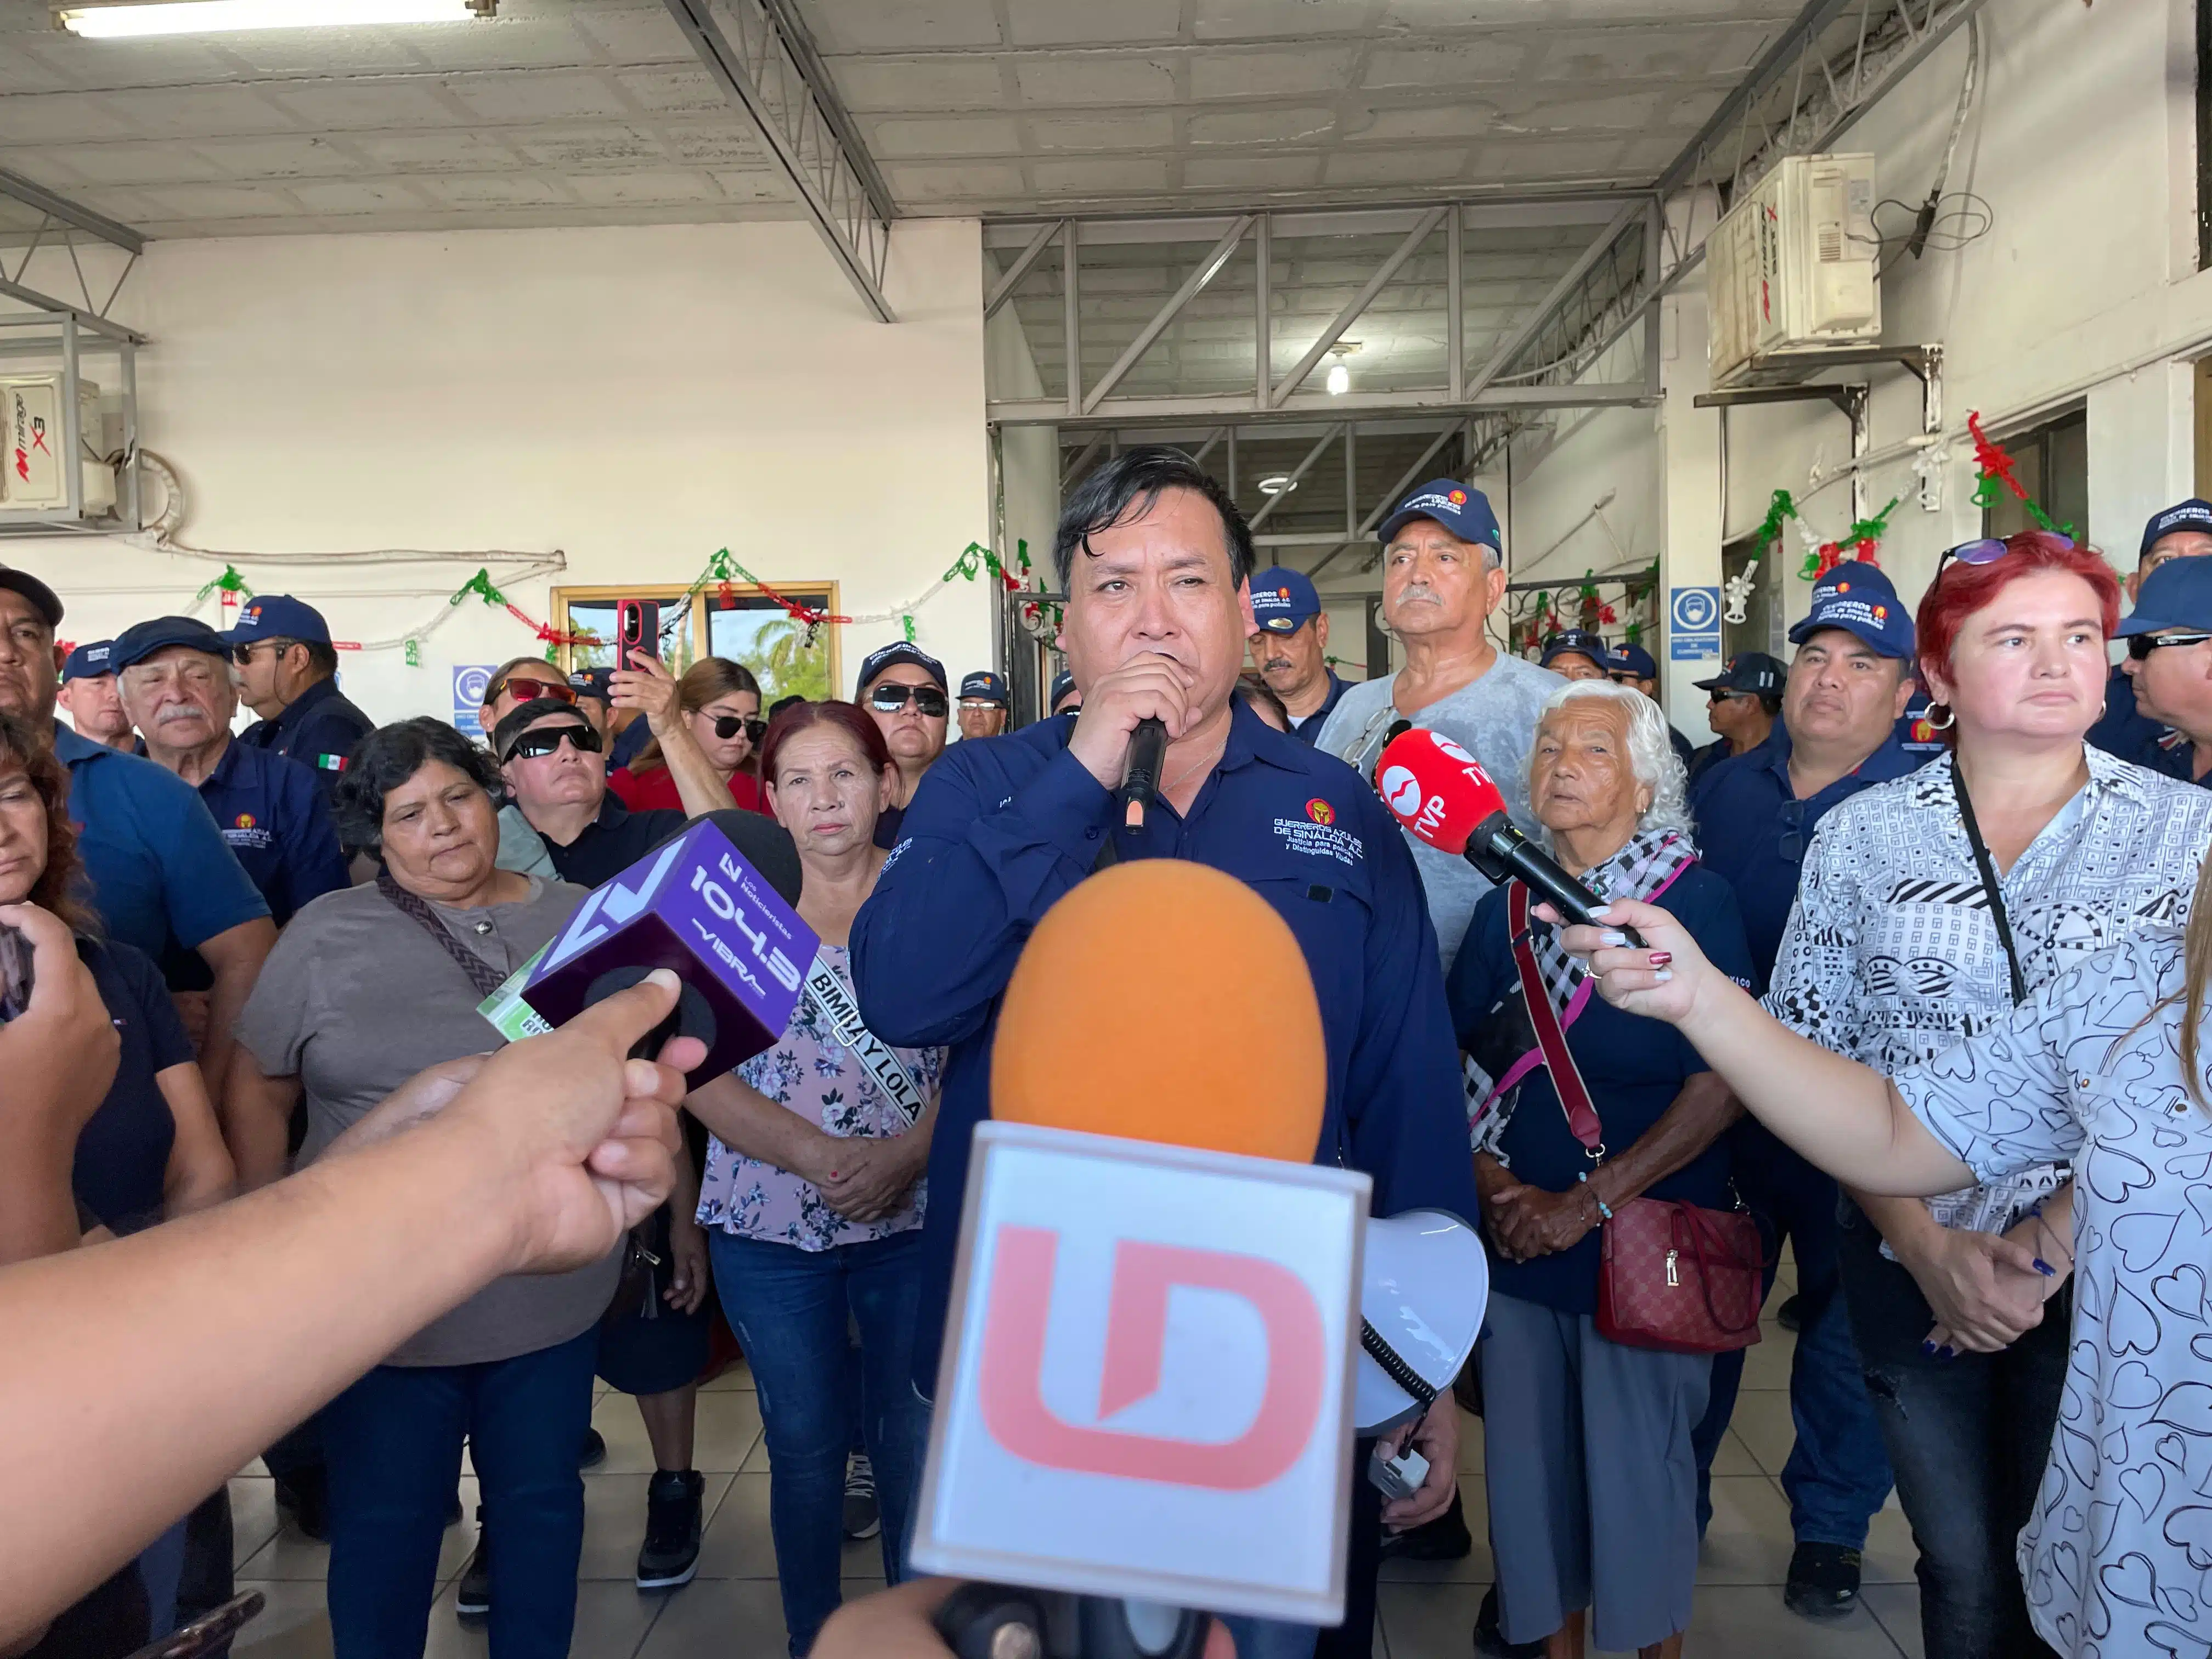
1313, 479, 1563, 971
1246, 566, 1350, 743
1682, 562, 1917, 1623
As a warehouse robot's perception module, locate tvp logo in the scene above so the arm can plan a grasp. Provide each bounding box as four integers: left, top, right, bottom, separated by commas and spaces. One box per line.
521, 817, 816, 1080
912, 1122, 1369, 1624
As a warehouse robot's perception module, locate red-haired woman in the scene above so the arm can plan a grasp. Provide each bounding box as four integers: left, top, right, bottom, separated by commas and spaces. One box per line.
1763, 533, 2212, 1657
682, 699, 939, 1657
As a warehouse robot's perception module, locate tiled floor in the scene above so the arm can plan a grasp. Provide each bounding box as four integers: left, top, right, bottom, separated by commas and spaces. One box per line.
230, 1266, 1926, 1658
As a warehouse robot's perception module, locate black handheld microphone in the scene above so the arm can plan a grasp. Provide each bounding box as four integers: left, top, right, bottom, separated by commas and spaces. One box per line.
1463, 812, 1645, 946
1118, 715, 1169, 830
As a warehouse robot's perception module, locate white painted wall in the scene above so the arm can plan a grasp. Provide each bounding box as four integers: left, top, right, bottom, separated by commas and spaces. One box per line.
1508, 0, 2212, 737
7, 216, 995, 723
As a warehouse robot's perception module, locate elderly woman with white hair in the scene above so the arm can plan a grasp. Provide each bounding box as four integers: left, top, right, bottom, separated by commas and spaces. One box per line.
1445, 680, 1756, 1659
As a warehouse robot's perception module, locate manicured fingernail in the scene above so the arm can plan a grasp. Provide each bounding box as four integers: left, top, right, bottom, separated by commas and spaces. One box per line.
1921, 1340, 1936, 1356
1936, 1345, 1956, 1361
1652, 969, 1673, 983
1648, 952, 1673, 968
1598, 930, 1628, 946
2035, 1258, 2056, 1277
1589, 904, 1612, 921
645, 968, 680, 992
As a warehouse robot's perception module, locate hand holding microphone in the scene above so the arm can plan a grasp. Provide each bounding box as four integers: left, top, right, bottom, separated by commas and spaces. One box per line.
1064, 652, 1197, 798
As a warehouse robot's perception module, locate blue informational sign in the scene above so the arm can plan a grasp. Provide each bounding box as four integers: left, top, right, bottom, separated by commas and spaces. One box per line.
1667, 586, 1721, 662
453, 663, 493, 738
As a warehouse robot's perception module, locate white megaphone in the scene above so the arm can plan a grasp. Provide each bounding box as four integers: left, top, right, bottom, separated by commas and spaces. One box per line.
1355, 1208, 1488, 1437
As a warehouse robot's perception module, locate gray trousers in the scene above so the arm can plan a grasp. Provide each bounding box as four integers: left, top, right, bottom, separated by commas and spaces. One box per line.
1479, 1291, 1712, 1652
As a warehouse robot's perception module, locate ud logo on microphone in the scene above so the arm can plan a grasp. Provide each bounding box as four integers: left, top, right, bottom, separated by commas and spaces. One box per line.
913, 1120, 1368, 1624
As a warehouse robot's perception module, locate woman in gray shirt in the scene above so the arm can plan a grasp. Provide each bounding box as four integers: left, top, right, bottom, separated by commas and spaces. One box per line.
228, 718, 613, 1659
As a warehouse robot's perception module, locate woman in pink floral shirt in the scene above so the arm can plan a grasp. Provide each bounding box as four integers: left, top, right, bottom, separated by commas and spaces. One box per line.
686, 701, 940, 1656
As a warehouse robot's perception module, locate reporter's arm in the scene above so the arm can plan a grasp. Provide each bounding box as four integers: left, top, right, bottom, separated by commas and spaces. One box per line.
195, 915, 276, 1102
0, 976, 693, 1647
155, 1062, 235, 1218
613, 652, 727, 819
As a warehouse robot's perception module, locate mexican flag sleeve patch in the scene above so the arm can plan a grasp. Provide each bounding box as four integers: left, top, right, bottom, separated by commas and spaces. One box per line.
316, 753, 347, 771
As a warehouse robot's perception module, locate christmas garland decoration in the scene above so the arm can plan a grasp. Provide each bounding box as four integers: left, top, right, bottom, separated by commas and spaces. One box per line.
1968, 410, 2074, 538
1803, 496, 1900, 580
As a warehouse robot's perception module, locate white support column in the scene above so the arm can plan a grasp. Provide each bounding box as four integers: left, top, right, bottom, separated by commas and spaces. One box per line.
1658, 290, 1725, 744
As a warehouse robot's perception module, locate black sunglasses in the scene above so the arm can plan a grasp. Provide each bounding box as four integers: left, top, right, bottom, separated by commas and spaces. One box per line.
709, 714, 769, 742
870, 684, 949, 718
505, 724, 602, 761
2127, 630, 2212, 660
232, 638, 297, 665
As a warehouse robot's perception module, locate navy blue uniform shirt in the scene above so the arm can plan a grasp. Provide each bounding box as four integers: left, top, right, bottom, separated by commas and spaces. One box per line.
850, 697, 1480, 1397
1288, 669, 1352, 744
239, 675, 375, 805
1447, 865, 1753, 1314
72, 936, 196, 1234
1688, 724, 1924, 986
196, 739, 351, 928
54, 723, 270, 964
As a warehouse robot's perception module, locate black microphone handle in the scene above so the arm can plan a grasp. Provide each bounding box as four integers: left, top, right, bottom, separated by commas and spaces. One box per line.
1462, 814, 1647, 949
1119, 716, 1170, 815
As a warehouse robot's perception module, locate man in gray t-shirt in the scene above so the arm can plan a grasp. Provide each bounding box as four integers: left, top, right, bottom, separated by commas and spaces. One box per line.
1315, 478, 1562, 968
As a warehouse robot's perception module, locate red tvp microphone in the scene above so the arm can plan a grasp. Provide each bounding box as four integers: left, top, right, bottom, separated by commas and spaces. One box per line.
1375, 727, 1643, 946
915, 860, 1367, 1639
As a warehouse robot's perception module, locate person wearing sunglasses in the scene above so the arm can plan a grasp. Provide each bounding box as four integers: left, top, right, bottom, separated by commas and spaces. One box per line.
855, 642, 949, 848
227, 595, 376, 810
1685, 651, 1784, 783
2088, 498, 2212, 770
608, 656, 770, 818
1748, 535, 2212, 1659
2115, 555, 2212, 786
1678, 571, 1918, 1624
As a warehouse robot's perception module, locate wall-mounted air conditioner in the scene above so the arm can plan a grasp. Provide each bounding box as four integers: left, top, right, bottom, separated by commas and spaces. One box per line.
0, 373, 116, 518
1707, 153, 1881, 387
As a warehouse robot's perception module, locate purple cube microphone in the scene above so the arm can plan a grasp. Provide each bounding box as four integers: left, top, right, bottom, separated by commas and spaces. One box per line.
522, 817, 817, 1079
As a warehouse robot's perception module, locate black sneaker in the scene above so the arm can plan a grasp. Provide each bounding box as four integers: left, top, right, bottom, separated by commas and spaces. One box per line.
579, 1428, 607, 1470
636, 1469, 705, 1590
1776, 1293, 1804, 1333
1784, 1542, 1863, 1621
455, 1509, 490, 1617
272, 1469, 328, 1543
1380, 1486, 1471, 1562
842, 1452, 880, 1542
1472, 1584, 1544, 1658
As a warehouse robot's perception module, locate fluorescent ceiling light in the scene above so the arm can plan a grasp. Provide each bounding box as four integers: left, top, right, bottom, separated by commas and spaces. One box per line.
1257, 475, 1297, 496
58, 1, 491, 37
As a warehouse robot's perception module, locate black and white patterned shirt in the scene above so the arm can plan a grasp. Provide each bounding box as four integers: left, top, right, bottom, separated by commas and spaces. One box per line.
1893, 933, 2212, 1657
1767, 745, 2212, 1234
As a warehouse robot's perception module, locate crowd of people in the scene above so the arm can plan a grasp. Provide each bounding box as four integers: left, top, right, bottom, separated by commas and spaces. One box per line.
12, 459, 2212, 1659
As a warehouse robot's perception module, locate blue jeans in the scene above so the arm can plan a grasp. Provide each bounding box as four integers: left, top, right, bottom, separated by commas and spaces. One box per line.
711, 1227, 927, 1657
322, 1327, 596, 1659
1692, 1134, 1893, 1549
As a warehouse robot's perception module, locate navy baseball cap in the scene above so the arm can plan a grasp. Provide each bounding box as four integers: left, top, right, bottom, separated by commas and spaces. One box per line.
1540, 629, 1610, 670
1607, 641, 1659, 680
958, 670, 1009, 705
111, 614, 228, 672
221, 593, 331, 647
1250, 567, 1322, 633
1786, 561, 1915, 658
1376, 479, 1503, 555
2141, 499, 2212, 560
0, 564, 61, 628
2117, 556, 2212, 636
1049, 669, 1079, 711
61, 640, 115, 681
1693, 651, 1787, 695
855, 641, 946, 695
567, 667, 614, 705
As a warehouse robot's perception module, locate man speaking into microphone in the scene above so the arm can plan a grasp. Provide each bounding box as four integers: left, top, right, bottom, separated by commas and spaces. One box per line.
851, 446, 1477, 1658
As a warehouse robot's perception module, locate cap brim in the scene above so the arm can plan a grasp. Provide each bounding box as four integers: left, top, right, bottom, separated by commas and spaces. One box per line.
1691, 675, 1729, 690
2113, 613, 2201, 638
0, 571, 62, 628
1786, 616, 1908, 655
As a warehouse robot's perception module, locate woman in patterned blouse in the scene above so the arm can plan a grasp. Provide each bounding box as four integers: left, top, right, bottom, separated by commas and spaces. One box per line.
684, 701, 941, 1658
1754, 533, 2212, 1658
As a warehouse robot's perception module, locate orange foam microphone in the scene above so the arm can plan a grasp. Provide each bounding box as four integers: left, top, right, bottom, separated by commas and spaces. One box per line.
916, 857, 1365, 1635
990, 859, 1325, 1162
